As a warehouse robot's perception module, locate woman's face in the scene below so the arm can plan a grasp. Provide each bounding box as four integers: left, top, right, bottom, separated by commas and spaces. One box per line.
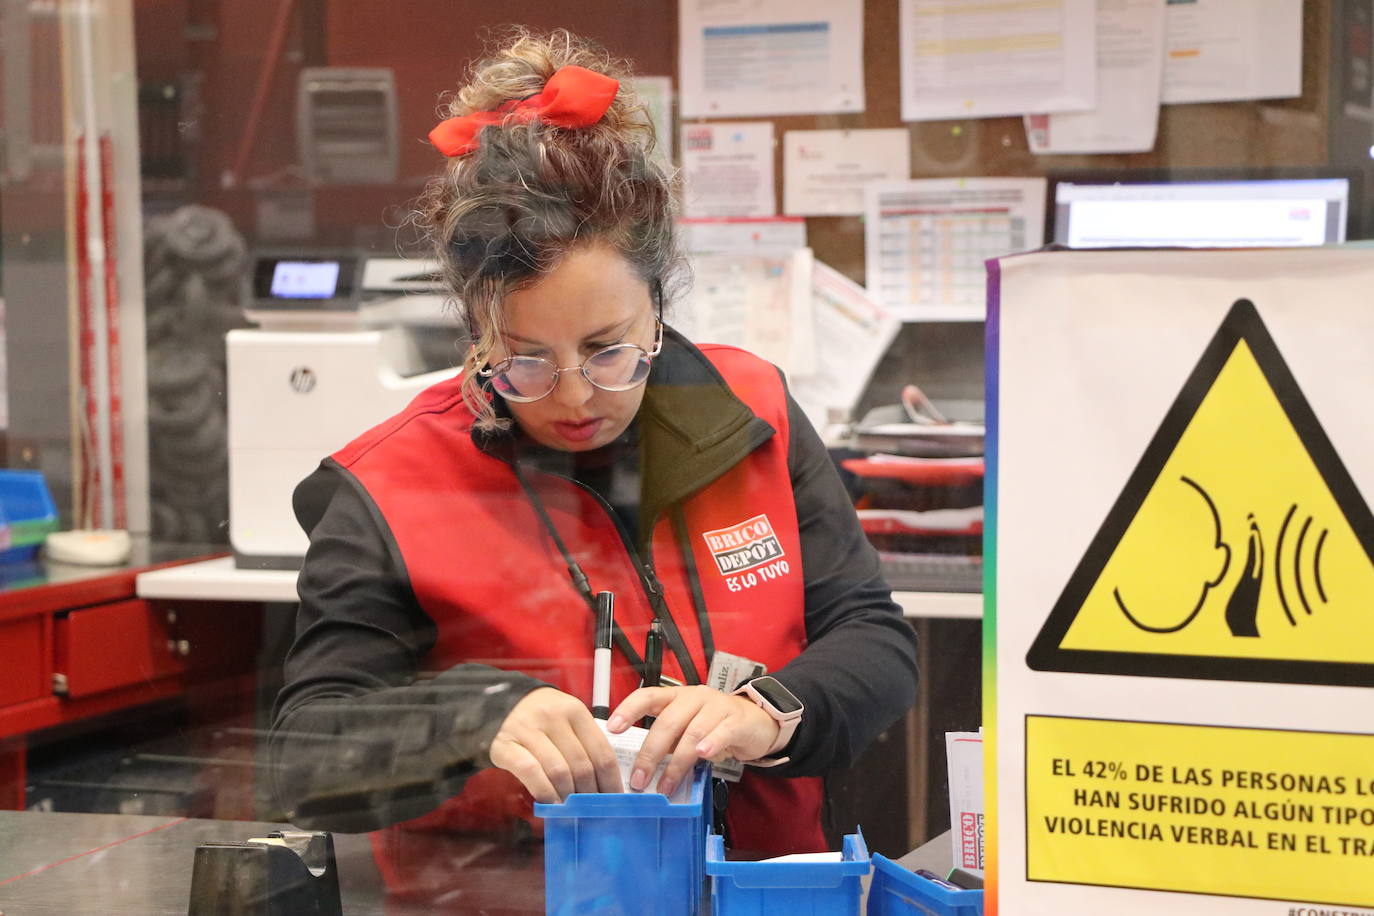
492, 244, 657, 452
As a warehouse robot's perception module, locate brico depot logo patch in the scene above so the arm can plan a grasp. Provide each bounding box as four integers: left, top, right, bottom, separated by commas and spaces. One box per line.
702, 514, 785, 576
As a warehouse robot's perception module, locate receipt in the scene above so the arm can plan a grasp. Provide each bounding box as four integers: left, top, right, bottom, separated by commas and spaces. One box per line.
598, 721, 694, 804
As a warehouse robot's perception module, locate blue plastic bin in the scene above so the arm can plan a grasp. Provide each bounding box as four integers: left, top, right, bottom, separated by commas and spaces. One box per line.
0, 470, 58, 564
705, 829, 870, 916
534, 764, 712, 916
867, 854, 983, 916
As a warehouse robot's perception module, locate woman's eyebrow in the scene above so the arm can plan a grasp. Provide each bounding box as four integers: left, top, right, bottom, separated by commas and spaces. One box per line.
505, 318, 634, 347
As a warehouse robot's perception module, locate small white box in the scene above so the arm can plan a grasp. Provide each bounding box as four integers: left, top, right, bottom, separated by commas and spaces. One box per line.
945, 729, 985, 874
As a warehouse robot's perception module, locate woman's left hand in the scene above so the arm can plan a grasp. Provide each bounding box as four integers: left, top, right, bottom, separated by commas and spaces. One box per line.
606, 685, 780, 796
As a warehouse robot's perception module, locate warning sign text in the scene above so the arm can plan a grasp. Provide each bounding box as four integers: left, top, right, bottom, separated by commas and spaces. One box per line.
1026, 715, 1374, 907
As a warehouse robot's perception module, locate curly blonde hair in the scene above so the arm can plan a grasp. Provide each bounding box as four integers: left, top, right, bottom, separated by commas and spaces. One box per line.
413, 27, 684, 431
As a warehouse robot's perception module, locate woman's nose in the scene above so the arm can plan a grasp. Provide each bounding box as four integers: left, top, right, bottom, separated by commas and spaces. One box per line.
550, 366, 595, 408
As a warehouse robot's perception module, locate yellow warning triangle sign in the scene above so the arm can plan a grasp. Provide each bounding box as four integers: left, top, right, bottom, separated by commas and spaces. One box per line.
1027, 298, 1374, 686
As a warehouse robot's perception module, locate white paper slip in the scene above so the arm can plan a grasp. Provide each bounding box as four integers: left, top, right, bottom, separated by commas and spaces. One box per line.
597, 721, 694, 804
760, 851, 844, 863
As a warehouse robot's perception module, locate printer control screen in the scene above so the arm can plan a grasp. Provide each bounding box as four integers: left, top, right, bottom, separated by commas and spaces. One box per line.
270, 260, 342, 298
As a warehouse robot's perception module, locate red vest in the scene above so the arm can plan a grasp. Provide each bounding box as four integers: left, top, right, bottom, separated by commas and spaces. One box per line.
332, 342, 825, 863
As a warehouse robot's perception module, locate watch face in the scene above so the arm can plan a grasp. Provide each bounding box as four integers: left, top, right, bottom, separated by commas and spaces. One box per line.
751, 676, 802, 714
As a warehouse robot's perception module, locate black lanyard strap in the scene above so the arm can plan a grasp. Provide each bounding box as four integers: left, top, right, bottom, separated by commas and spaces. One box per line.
671, 506, 716, 668
513, 468, 646, 679
511, 461, 705, 685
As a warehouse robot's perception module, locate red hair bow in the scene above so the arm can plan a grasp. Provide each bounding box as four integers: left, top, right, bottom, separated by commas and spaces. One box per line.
428, 65, 620, 158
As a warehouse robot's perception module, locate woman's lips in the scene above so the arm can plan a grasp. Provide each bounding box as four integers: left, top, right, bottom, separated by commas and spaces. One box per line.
553, 418, 604, 443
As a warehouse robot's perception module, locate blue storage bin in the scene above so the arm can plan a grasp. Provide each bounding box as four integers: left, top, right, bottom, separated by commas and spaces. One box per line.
706, 829, 870, 916
0, 470, 58, 564
867, 853, 983, 916
534, 763, 712, 916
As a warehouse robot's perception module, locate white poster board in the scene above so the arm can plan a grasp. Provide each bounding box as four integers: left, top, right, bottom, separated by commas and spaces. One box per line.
989, 247, 1374, 914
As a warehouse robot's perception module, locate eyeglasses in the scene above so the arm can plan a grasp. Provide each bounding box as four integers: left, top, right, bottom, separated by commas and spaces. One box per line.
480, 320, 664, 403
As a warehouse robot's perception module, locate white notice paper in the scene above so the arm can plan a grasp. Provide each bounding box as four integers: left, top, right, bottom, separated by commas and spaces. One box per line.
634, 76, 675, 164
680, 217, 807, 257
783, 129, 911, 216
681, 122, 776, 219
679, 248, 816, 378
679, 0, 865, 118
1025, 0, 1166, 155
865, 178, 1047, 320
1162, 0, 1302, 104
788, 261, 901, 432
899, 0, 1098, 122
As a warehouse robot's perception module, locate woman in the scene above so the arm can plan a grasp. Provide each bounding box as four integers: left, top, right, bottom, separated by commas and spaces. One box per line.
270, 28, 917, 862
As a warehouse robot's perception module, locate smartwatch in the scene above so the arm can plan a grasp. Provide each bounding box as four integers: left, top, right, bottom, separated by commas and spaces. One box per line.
731, 675, 803, 766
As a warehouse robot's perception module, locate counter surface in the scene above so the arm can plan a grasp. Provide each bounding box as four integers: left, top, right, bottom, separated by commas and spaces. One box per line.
0, 811, 952, 914
0, 811, 544, 914
135, 556, 984, 617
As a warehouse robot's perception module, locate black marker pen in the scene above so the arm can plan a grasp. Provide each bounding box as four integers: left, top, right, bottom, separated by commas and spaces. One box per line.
641, 619, 664, 728
592, 591, 614, 720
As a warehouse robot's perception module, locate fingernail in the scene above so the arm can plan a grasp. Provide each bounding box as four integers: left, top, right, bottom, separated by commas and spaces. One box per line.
608, 715, 626, 732
659, 777, 676, 796
631, 768, 648, 791
696, 741, 713, 758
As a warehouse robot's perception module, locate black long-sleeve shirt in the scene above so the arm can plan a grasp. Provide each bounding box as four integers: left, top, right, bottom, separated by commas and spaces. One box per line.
271, 375, 918, 832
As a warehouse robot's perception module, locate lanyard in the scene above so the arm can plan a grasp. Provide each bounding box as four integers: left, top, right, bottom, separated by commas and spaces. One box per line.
671, 507, 717, 665
512, 465, 706, 686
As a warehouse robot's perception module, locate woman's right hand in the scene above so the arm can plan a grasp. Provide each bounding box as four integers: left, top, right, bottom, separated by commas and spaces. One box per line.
488, 687, 623, 803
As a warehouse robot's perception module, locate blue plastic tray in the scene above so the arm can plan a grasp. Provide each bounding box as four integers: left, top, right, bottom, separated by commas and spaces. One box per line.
706, 830, 869, 916
867, 853, 983, 916
0, 470, 58, 564
534, 764, 712, 916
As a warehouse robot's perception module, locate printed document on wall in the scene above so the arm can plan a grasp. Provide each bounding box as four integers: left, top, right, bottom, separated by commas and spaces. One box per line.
1025, 0, 1165, 154
784, 129, 911, 217
634, 76, 675, 165
681, 218, 808, 257
899, 0, 1097, 122
788, 262, 901, 432
678, 248, 816, 378
865, 178, 1046, 321
1162, 0, 1302, 104
679, 0, 864, 118
681, 122, 776, 219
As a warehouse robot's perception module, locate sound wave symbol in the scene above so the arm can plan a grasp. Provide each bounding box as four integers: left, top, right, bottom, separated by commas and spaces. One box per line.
1275, 503, 1331, 626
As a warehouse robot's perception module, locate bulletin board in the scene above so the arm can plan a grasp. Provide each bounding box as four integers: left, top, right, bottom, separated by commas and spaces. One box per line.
152, 0, 1345, 280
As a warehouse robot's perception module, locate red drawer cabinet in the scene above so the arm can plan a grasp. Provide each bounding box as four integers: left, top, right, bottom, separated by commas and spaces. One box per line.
54, 600, 186, 699
0, 555, 263, 812
0, 614, 49, 707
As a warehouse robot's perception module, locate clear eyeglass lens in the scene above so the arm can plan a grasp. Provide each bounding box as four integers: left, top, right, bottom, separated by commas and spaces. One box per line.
492, 357, 558, 401
584, 345, 650, 390
490, 344, 652, 402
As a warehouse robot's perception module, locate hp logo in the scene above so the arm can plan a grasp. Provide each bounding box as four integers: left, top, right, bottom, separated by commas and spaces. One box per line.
289, 367, 317, 394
